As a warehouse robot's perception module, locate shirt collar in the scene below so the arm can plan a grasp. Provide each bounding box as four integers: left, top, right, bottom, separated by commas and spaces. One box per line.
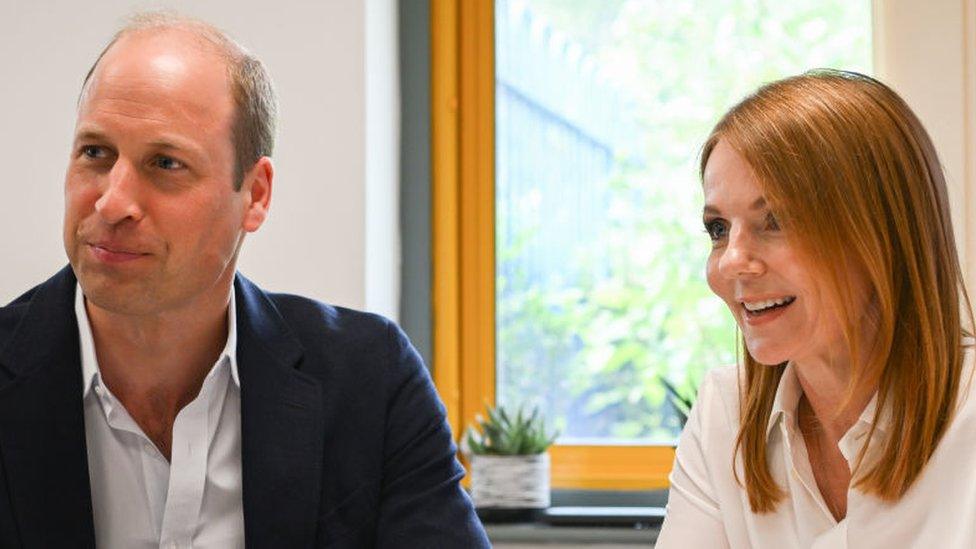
765, 341, 976, 463
221, 287, 240, 388
764, 362, 890, 439
76, 283, 240, 399
765, 362, 803, 438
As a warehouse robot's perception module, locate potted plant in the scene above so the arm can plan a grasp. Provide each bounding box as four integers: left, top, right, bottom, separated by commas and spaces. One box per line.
465, 404, 558, 522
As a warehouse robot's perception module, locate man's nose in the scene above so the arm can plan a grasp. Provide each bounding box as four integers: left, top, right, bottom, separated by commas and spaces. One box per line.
718, 228, 765, 278
94, 160, 144, 225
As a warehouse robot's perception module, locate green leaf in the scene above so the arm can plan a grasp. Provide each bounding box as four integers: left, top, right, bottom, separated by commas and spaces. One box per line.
465, 403, 558, 455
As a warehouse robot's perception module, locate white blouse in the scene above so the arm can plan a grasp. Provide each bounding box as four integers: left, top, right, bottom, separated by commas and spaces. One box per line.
657, 340, 976, 549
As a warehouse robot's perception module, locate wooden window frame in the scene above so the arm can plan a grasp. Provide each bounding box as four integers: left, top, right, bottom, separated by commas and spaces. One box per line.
430, 0, 673, 491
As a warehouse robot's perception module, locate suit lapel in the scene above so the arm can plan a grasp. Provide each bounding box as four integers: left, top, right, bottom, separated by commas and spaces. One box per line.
0, 267, 96, 548
235, 275, 324, 548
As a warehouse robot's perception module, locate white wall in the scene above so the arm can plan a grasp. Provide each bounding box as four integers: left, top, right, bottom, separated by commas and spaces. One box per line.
366, 0, 401, 320
874, 0, 976, 294
0, 0, 400, 318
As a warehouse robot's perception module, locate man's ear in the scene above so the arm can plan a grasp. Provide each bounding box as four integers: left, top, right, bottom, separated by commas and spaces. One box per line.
240, 157, 273, 233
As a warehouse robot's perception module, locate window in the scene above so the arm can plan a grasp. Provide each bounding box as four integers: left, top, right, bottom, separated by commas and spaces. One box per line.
432, 0, 872, 489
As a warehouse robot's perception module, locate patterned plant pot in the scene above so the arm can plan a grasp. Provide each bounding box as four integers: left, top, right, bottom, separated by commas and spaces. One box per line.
471, 453, 550, 522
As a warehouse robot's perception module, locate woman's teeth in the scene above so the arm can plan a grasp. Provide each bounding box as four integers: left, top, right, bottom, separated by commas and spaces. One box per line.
743, 296, 796, 313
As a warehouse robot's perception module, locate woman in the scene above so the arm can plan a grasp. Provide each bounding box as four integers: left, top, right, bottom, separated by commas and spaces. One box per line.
656, 70, 976, 548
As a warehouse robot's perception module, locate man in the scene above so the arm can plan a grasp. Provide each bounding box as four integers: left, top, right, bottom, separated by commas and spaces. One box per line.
0, 13, 489, 548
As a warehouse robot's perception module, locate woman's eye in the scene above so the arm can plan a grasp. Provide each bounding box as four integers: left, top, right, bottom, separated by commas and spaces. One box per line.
154, 156, 185, 170
704, 219, 728, 241
764, 212, 781, 231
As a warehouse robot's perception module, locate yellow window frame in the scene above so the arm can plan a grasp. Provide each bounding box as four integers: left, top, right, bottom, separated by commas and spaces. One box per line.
430, 0, 674, 490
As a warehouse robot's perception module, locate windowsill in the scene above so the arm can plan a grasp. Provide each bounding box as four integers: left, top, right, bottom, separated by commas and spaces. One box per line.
485, 505, 664, 546
487, 523, 659, 545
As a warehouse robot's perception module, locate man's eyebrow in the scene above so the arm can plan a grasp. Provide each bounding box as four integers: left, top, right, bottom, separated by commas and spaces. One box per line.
73, 129, 107, 144
146, 133, 209, 158
147, 139, 197, 154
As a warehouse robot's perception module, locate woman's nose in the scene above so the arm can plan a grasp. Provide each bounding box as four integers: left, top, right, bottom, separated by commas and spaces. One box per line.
718, 228, 765, 278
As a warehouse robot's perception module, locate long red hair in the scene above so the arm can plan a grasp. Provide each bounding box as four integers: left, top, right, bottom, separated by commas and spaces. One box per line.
701, 70, 973, 512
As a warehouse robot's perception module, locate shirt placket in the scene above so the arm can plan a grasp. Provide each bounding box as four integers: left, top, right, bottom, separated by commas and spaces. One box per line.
838, 421, 871, 524
94, 382, 169, 538
158, 368, 222, 549
781, 418, 838, 531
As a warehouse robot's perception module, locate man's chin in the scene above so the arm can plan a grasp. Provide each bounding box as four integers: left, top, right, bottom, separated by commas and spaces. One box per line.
76, 272, 157, 317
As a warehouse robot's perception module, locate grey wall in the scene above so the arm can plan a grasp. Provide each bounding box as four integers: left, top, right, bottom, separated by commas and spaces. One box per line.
398, 0, 433, 365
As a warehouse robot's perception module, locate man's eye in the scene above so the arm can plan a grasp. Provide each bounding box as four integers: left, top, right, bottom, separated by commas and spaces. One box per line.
154, 156, 185, 170
81, 145, 107, 159
703, 219, 728, 241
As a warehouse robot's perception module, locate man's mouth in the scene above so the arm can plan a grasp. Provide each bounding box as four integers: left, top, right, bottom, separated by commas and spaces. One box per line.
87, 242, 150, 263
741, 296, 796, 317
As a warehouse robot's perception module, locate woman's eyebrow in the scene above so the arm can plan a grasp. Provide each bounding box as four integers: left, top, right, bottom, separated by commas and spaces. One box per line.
703, 197, 767, 216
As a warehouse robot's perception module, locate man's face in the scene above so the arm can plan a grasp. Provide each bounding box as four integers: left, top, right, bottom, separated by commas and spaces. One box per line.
64, 30, 251, 316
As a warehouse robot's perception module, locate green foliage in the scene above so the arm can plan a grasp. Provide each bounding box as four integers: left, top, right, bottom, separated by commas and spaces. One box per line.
496, 0, 870, 442
465, 404, 559, 455
497, 167, 736, 441
659, 375, 698, 429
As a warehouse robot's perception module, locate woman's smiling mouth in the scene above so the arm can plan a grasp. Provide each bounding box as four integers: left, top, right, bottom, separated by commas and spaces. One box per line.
741, 296, 796, 321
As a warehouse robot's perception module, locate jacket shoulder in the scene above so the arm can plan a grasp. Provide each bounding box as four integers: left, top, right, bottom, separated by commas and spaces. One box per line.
266, 292, 396, 345
0, 285, 42, 352
263, 292, 419, 378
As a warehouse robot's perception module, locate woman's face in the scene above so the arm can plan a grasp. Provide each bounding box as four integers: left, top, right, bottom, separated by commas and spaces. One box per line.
702, 140, 863, 367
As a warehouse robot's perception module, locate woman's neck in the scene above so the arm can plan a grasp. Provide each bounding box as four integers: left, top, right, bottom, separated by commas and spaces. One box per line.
792, 354, 876, 441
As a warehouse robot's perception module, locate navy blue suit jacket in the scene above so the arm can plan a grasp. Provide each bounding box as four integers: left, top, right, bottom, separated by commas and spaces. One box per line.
0, 267, 489, 548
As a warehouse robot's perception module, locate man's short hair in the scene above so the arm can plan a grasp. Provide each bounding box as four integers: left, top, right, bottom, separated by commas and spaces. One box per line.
80, 12, 278, 190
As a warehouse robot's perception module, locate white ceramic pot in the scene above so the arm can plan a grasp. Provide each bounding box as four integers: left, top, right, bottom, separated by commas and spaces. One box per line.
470, 452, 551, 509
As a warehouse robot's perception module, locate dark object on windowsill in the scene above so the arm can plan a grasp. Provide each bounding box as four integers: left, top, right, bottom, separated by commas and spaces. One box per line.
477, 507, 546, 523
479, 505, 666, 528
543, 506, 666, 528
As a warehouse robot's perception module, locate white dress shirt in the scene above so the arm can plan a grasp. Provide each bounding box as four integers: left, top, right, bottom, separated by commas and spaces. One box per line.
657, 338, 976, 548
76, 285, 245, 549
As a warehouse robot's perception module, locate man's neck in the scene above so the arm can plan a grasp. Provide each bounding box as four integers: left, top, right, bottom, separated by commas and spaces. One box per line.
84, 282, 233, 458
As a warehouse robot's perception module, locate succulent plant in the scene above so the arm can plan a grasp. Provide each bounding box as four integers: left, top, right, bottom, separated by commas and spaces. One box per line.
465, 404, 559, 455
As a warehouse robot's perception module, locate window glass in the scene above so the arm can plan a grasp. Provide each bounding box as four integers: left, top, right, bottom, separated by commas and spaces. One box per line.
495, 0, 872, 443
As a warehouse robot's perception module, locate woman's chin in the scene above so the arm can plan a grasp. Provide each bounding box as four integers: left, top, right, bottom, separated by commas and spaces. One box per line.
744, 343, 790, 366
